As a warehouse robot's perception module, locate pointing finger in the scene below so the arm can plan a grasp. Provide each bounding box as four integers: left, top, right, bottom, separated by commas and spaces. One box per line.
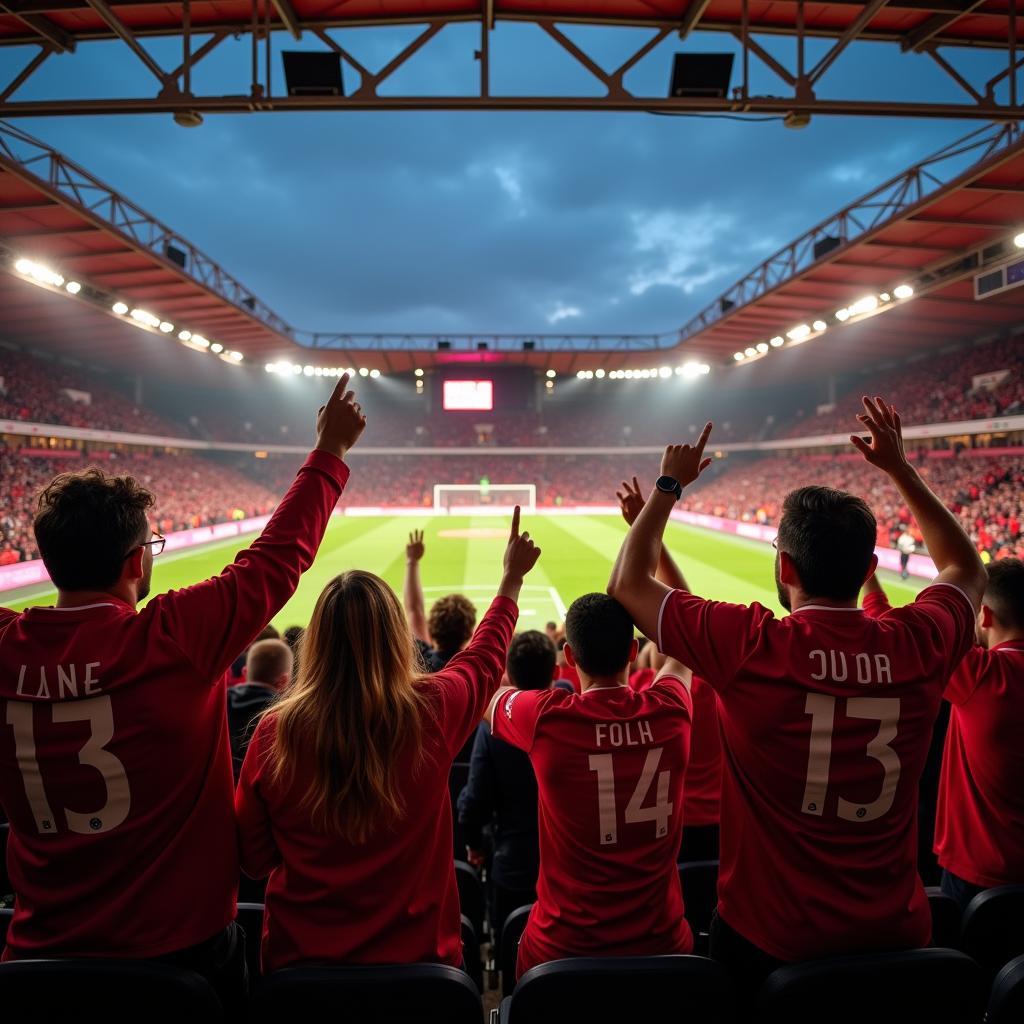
695, 422, 713, 456
331, 372, 351, 399
510, 505, 521, 539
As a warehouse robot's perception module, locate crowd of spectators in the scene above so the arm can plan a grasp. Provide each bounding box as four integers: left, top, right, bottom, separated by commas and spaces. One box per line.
681, 450, 1024, 560
781, 334, 1024, 439
0, 447, 277, 563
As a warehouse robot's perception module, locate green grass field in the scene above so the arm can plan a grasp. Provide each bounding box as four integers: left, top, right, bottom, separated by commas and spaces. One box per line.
2, 515, 926, 626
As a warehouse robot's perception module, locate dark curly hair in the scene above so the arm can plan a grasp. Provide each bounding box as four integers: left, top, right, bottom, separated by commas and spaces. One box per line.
428, 594, 477, 656
34, 468, 154, 591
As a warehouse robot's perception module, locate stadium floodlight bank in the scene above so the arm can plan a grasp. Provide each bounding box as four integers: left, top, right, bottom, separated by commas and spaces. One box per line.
433, 484, 537, 515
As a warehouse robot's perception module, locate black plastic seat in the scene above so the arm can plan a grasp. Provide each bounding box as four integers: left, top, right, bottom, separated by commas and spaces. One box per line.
236, 901, 265, 983
986, 953, 1024, 1024
0, 907, 12, 944
0, 958, 223, 1023
498, 955, 735, 1023
926, 886, 961, 949
251, 963, 482, 1024
460, 914, 482, 991
678, 859, 719, 949
499, 903, 533, 996
755, 947, 984, 1024
961, 885, 1024, 977
454, 859, 486, 946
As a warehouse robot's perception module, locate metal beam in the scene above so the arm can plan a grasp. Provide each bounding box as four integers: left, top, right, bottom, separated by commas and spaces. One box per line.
271, 0, 302, 40
0, 3, 74, 51
808, 0, 892, 85
907, 215, 1010, 228
678, 0, 712, 39
82, 0, 169, 85
900, 0, 988, 51
0, 46, 52, 101
964, 182, 1024, 193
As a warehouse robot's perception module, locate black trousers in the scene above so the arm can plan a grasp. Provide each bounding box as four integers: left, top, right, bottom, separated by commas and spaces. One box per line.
155, 921, 249, 1021
679, 824, 720, 863
940, 869, 986, 915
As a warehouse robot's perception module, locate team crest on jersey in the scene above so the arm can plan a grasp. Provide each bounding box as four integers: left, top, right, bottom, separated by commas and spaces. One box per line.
503, 690, 522, 719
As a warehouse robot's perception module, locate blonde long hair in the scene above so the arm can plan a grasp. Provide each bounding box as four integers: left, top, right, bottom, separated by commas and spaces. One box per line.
268, 571, 432, 843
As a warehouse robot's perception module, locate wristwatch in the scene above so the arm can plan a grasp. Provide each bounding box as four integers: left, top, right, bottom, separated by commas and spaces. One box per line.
655, 475, 682, 501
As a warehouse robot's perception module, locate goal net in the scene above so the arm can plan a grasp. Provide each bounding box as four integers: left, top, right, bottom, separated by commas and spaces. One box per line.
433, 483, 537, 515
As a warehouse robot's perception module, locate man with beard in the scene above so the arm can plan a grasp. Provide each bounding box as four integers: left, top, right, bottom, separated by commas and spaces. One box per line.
608, 398, 986, 1002
0, 373, 365, 1013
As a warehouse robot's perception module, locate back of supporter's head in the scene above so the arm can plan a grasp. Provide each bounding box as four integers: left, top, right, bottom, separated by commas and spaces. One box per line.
247, 639, 293, 691
564, 593, 635, 678
776, 485, 876, 606
283, 625, 304, 651
34, 469, 154, 594
983, 558, 1024, 636
507, 630, 557, 691
428, 594, 477, 656
269, 570, 430, 843
257, 623, 281, 642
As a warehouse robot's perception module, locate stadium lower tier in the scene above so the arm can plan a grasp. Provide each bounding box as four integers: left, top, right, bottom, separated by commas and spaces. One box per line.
2, 446, 1022, 565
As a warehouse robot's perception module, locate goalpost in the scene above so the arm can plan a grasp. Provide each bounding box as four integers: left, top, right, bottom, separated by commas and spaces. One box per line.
433, 483, 537, 515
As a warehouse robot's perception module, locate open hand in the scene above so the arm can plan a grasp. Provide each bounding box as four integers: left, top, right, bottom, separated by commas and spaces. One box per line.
406, 529, 425, 563
315, 373, 366, 460
661, 422, 713, 488
616, 476, 645, 526
503, 505, 542, 581
850, 397, 909, 476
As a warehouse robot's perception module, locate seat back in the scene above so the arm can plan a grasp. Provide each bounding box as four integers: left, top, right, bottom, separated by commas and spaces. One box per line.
756, 947, 984, 1024
678, 860, 719, 939
0, 958, 223, 1024
500, 903, 533, 996
962, 885, 1024, 976
237, 901, 265, 982
986, 954, 1024, 1024
454, 859, 485, 944
460, 914, 482, 991
251, 963, 482, 1024
0, 907, 12, 944
926, 886, 962, 949
505, 955, 734, 1023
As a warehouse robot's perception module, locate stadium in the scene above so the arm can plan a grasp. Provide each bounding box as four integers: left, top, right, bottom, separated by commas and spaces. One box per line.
0, 0, 1023, 1019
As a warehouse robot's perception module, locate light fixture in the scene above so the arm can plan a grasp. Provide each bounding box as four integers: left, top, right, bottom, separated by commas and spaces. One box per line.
545, 380, 554, 389
769, 336, 784, 348
658, 366, 671, 379
358, 367, 369, 377
178, 330, 192, 341
699, 363, 710, 375
159, 321, 174, 333
786, 324, 811, 342
624, 370, 635, 379
65, 281, 81, 295
369, 368, 381, 379
210, 342, 224, 354
879, 292, 891, 302
893, 284, 914, 299
14, 258, 64, 288
1014, 231, 1024, 249
744, 347, 757, 357
595, 368, 606, 378
734, 352, 745, 361
228, 351, 243, 363
545, 369, 556, 379
112, 301, 129, 315
191, 335, 210, 349
303, 365, 314, 376
130, 308, 161, 328
414, 368, 424, 377
835, 308, 851, 322
812, 320, 827, 332
265, 363, 276, 373
756, 342, 769, 354
314, 366, 324, 376
848, 295, 879, 316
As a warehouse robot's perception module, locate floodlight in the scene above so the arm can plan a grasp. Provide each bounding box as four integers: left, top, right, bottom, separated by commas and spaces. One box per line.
369, 369, 381, 379
545, 369, 556, 379
14, 258, 31, 274
303, 365, 314, 376
659, 366, 672, 378
756, 342, 769, 354
192, 335, 210, 348
596, 369, 606, 378
893, 284, 914, 299
835, 308, 851, 322
414, 368, 425, 377
178, 330, 192, 341
848, 295, 878, 316
265, 364, 276, 373
812, 320, 827, 332
1014, 231, 1024, 249
786, 324, 811, 341
744, 347, 756, 357
65, 281, 81, 295
112, 301, 129, 315
734, 352, 745, 361
769, 336, 784, 348
210, 342, 224, 354
358, 368, 369, 377
159, 321, 174, 333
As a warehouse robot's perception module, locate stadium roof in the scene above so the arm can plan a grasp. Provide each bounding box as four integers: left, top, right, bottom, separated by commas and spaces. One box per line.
1, 119, 1022, 383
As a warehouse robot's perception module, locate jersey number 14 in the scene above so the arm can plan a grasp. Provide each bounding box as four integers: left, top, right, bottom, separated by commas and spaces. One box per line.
588, 746, 672, 845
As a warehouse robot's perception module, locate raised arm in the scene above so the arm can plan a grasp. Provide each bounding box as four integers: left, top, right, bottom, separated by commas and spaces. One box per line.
850, 397, 985, 609
861, 573, 893, 617
156, 373, 367, 681
403, 529, 431, 646
608, 425, 713, 641
616, 476, 690, 593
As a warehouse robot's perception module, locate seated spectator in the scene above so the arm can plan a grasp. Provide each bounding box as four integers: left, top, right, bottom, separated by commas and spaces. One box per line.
234, 509, 540, 973
485, 592, 695, 978
458, 630, 556, 942
0, 373, 365, 1014
228, 639, 293, 778
609, 400, 986, 1001
230, 623, 282, 684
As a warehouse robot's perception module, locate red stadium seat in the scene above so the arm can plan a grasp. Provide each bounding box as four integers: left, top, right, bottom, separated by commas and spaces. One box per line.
755, 948, 984, 1024
497, 955, 735, 1023
251, 964, 482, 1024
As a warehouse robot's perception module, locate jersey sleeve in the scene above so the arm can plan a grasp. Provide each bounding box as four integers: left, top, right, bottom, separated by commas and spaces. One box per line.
430, 596, 519, 760
891, 583, 977, 684
151, 450, 349, 684
657, 589, 773, 693
862, 590, 893, 618
943, 645, 988, 706
234, 717, 282, 880
645, 673, 694, 715
490, 687, 554, 753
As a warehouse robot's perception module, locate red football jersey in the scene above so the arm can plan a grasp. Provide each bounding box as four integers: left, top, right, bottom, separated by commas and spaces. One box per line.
0, 451, 348, 959
492, 678, 694, 977
658, 584, 975, 962
234, 596, 518, 973
935, 642, 1024, 888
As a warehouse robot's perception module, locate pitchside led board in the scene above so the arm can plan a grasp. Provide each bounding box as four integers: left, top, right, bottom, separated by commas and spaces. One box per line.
442, 379, 494, 411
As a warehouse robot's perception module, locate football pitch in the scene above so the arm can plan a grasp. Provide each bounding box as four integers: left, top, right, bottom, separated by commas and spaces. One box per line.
3, 515, 927, 628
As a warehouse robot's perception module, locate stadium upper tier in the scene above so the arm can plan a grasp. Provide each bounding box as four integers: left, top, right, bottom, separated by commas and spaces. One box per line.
1, 329, 1021, 449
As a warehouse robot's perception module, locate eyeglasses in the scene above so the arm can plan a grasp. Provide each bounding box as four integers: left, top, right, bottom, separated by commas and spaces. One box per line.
771, 537, 779, 551
126, 533, 165, 560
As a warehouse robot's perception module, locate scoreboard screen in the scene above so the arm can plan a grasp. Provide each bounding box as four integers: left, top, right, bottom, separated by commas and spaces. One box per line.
443, 379, 494, 411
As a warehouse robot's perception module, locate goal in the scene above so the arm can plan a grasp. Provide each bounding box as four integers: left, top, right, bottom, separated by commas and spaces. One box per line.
433, 483, 537, 515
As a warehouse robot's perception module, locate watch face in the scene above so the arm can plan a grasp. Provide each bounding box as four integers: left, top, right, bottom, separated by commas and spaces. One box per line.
656, 475, 679, 494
